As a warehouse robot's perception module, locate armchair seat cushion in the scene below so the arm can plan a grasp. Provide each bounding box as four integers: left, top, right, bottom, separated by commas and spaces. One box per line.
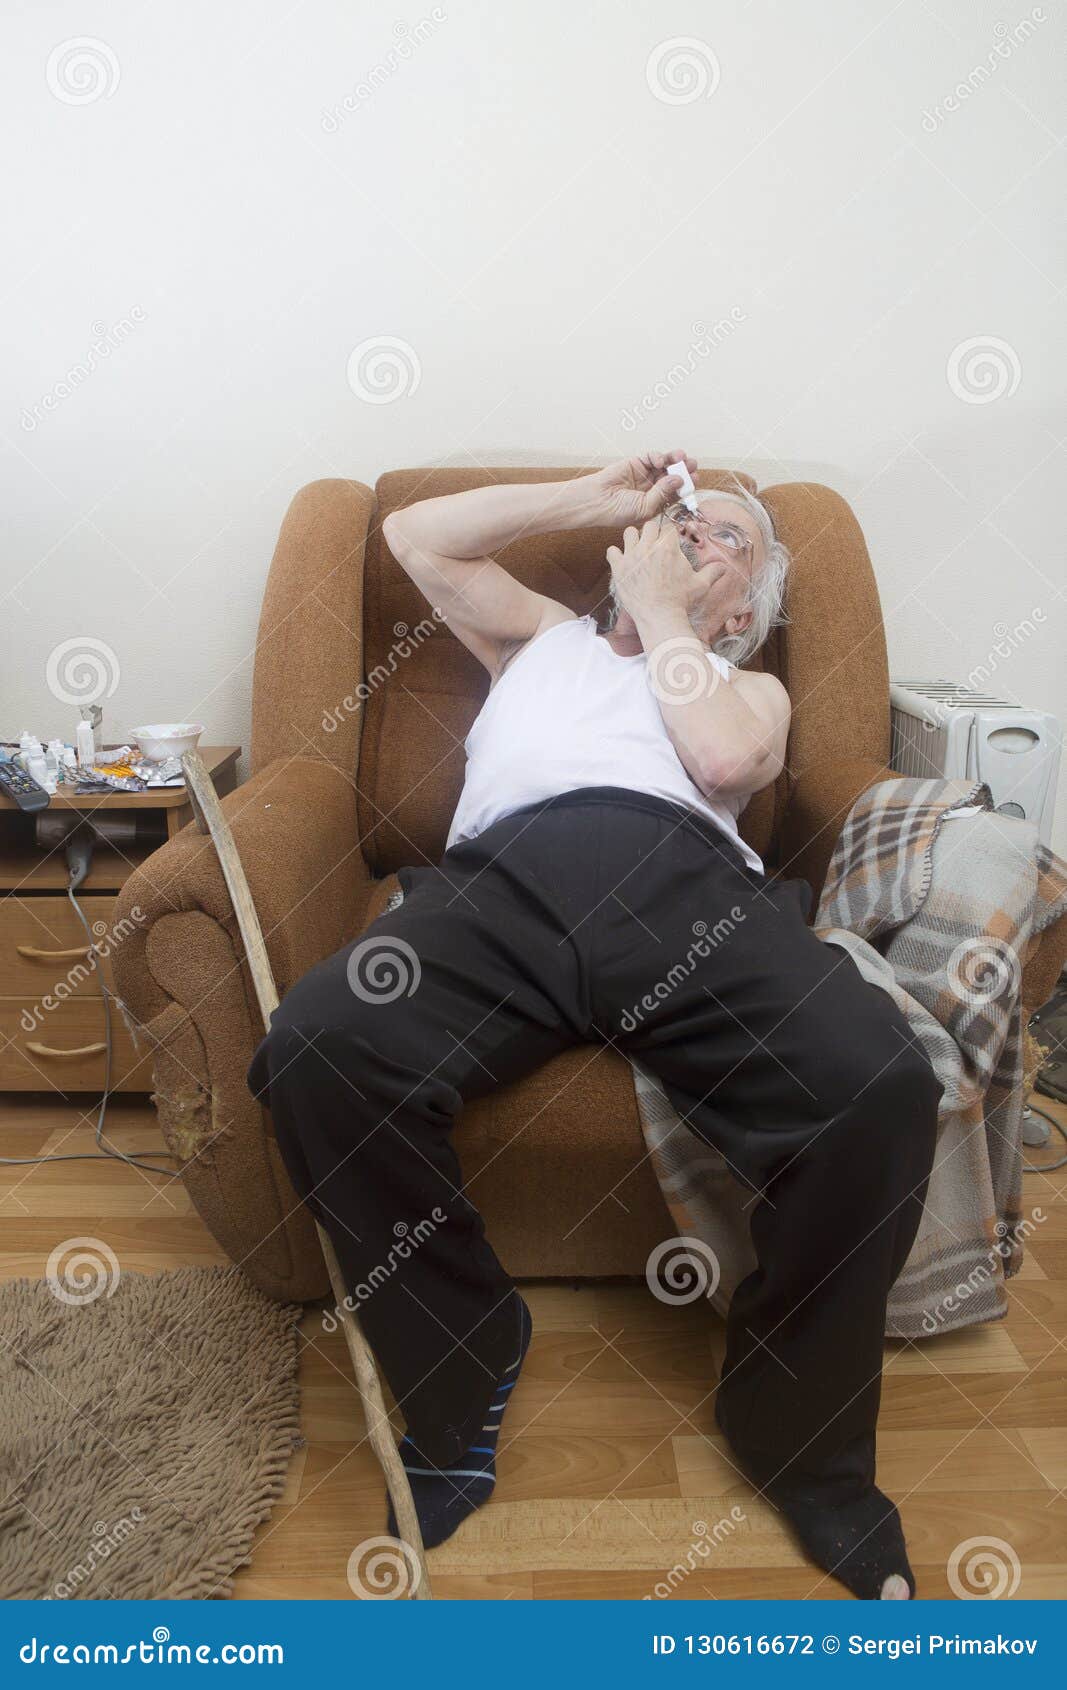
455, 1044, 674, 1278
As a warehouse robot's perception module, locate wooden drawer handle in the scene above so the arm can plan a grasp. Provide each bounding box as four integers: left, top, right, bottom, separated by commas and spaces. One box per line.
25, 1041, 107, 1060
16, 943, 92, 962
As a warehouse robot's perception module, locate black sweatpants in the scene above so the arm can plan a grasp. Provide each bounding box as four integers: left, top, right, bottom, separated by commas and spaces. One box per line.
248, 789, 942, 1494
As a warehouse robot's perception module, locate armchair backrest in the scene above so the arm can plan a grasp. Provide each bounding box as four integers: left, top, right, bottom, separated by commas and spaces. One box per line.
251, 469, 892, 879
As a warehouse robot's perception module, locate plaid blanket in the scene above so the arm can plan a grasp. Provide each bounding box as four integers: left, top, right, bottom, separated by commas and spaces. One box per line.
635, 776, 1067, 1339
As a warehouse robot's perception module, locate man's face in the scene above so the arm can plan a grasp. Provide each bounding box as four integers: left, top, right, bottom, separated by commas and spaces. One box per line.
667, 496, 763, 644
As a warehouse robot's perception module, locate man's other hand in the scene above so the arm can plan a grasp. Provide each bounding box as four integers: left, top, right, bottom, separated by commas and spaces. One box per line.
606, 518, 712, 626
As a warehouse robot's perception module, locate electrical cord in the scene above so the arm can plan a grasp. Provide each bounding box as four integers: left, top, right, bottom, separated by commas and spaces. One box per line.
1023, 1102, 1067, 1174
0, 830, 180, 1175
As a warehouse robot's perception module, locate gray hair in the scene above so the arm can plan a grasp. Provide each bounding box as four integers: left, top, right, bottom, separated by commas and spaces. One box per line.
607, 479, 791, 669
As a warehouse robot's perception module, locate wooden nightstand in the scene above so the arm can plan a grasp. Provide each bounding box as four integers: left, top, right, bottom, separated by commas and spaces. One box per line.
0, 746, 240, 1094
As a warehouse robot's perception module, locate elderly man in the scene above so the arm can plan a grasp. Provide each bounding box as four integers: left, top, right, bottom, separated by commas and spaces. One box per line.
249, 453, 941, 1600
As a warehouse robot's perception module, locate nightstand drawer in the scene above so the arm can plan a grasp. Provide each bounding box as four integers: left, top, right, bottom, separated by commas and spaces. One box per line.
0, 996, 152, 1091
0, 896, 130, 999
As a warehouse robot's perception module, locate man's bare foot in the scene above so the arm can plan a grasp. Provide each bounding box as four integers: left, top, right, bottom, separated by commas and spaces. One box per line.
880, 1574, 911, 1599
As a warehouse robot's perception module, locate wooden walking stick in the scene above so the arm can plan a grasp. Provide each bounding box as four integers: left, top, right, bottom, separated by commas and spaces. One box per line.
181, 750, 432, 1600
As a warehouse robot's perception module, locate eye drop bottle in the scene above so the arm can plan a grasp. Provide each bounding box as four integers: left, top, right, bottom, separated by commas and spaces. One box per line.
76, 716, 96, 772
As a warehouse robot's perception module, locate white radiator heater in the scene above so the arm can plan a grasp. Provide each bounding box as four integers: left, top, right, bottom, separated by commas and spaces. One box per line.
890, 679, 1061, 847
891, 680, 1064, 1149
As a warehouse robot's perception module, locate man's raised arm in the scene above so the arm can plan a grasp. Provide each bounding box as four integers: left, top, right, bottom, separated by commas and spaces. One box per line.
382, 453, 695, 678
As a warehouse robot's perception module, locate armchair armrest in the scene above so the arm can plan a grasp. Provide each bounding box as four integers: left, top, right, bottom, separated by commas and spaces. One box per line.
1020, 910, 1066, 1019
113, 753, 371, 1012
777, 754, 896, 902
110, 754, 372, 1302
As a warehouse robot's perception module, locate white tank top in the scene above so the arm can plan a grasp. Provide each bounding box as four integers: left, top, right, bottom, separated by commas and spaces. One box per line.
446, 615, 764, 874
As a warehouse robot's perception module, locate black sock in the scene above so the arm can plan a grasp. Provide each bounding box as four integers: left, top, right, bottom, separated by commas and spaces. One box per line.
766, 1478, 915, 1600
386, 1292, 532, 1551
716, 1400, 914, 1599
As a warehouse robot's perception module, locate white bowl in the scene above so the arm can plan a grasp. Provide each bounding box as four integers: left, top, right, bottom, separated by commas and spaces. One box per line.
132, 722, 204, 760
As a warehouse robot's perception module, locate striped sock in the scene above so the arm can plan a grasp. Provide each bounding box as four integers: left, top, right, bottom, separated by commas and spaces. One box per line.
386, 1292, 532, 1550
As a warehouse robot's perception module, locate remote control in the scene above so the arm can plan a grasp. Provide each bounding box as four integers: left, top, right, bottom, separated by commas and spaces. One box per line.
0, 757, 51, 812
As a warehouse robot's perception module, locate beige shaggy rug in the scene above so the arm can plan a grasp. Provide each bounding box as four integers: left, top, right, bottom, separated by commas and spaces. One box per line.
0, 1266, 302, 1599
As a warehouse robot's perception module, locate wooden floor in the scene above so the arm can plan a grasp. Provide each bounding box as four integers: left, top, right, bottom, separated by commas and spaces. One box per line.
2, 1091, 1066, 1601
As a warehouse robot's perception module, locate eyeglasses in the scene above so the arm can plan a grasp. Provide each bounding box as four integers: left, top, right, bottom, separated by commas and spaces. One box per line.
662, 505, 755, 565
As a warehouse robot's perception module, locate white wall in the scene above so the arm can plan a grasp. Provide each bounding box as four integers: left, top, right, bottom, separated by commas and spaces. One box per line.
3, 0, 1065, 849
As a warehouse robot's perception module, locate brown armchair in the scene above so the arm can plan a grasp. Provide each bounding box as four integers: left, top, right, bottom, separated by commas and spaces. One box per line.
111, 468, 1066, 1302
